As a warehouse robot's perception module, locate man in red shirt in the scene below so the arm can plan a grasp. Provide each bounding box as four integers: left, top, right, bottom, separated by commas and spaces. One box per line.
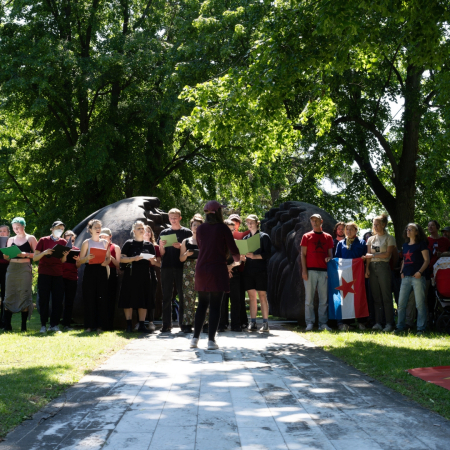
301, 214, 334, 331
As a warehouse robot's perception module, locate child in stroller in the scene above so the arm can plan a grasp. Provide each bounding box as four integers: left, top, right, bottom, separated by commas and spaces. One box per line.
433, 257, 450, 334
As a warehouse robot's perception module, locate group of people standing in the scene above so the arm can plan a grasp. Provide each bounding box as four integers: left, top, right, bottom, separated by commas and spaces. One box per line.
304, 213, 450, 335
0, 203, 272, 348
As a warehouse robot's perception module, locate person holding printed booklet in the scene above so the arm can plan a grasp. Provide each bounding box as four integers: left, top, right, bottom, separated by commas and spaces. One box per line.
34, 220, 70, 333
119, 221, 157, 333
241, 215, 272, 332
2, 218, 37, 332
77, 219, 111, 333
157, 208, 193, 332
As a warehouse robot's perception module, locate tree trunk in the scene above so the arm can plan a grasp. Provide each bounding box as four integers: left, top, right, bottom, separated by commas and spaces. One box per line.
391, 65, 423, 247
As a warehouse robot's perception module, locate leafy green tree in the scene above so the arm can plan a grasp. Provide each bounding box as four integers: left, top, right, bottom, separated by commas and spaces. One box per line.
181, 0, 450, 243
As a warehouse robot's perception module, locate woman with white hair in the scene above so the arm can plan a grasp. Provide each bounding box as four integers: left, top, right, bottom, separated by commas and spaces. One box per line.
119, 221, 158, 333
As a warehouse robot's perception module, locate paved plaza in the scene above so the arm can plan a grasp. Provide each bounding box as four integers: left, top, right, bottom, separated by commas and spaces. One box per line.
2, 324, 450, 450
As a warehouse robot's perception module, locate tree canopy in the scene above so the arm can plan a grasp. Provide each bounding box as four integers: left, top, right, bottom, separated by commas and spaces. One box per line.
1, 0, 449, 238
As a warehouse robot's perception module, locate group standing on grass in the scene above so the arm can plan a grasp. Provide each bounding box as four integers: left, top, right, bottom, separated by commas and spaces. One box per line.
1, 206, 450, 342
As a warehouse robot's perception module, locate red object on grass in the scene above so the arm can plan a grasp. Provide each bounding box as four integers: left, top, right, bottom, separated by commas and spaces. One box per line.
407, 366, 450, 390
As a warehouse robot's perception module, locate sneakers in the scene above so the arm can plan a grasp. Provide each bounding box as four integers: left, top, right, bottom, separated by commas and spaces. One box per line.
383, 324, 394, 332
40, 326, 47, 334
319, 324, 332, 332
248, 322, 258, 332
207, 340, 219, 350
160, 327, 172, 333
260, 322, 270, 332
126, 324, 133, 333
416, 330, 425, 336
218, 326, 226, 332
134, 323, 140, 331
190, 338, 199, 348
358, 323, 366, 331
49, 325, 61, 333
338, 323, 349, 331
63, 326, 73, 331
372, 323, 383, 331
147, 322, 156, 332
305, 324, 314, 332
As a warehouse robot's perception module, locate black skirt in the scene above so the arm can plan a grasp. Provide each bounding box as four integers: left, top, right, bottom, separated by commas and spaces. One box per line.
118, 263, 155, 310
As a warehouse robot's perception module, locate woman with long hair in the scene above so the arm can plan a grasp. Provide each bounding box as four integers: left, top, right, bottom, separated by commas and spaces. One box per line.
363, 214, 396, 331
2, 217, 37, 332
179, 214, 203, 333
395, 224, 429, 335
119, 221, 157, 333
77, 219, 111, 332
190, 201, 241, 350
99, 228, 121, 331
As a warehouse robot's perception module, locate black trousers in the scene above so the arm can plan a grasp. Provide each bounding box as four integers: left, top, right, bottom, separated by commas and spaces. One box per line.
220, 272, 241, 329
105, 267, 118, 330
62, 278, 77, 327
161, 268, 184, 329
0, 264, 7, 325
38, 274, 64, 327
82, 265, 108, 330
239, 272, 248, 326
194, 291, 224, 341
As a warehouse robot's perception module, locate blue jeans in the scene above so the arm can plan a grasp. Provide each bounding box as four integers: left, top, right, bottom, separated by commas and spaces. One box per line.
397, 276, 427, 331
304, 270, 328, 326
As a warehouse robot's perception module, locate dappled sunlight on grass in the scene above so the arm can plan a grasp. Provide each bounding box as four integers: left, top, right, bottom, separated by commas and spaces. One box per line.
0, 314, 137, 437
294, 327, 450, 419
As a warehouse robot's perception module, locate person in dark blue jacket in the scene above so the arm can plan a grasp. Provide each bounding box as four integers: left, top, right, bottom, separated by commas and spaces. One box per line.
241, 215, 271, 332
333, 222, 368, 331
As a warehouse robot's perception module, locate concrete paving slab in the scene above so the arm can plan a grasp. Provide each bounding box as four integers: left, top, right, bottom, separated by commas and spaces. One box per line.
1, 324, 450, 450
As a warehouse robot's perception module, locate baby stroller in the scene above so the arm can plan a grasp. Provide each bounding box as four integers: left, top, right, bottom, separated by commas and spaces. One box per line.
433, 257, 450, 334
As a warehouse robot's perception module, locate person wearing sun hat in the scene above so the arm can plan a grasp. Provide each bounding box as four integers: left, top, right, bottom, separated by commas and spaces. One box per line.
190, 201, 241, 350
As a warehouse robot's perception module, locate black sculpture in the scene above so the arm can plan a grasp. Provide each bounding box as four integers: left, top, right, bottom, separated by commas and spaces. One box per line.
71, 197, 170, 326
261, 201, 337, 324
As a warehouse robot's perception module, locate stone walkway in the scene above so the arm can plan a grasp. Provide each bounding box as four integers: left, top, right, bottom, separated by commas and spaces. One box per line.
2, 324, 450, 450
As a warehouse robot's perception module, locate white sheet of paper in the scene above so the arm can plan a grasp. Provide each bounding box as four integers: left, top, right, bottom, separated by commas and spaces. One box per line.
140, 253, 155, 260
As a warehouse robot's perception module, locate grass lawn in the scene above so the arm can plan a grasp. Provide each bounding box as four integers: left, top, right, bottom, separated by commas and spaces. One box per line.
0, 313, 137, 439
293, 327, 450, 419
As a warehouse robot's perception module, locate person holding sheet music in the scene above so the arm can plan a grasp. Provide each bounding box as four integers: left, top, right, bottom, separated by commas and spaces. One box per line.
157, 208, 193, 333
241, 215, 272, 332
34, 220, 69, 333
0, 224, 11, 328
99, 228, 121, 331
61, 230, 80, 331
179, 214, 203, 333
119, 221, 157, 333
2, 218, 37, 332
77, 219, 111, 333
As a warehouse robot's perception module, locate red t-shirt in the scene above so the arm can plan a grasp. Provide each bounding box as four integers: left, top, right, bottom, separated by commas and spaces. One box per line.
62, 246, 79, 280
428, 236, 450, 273
301, 231, 334, 271
36, 236, 68, 277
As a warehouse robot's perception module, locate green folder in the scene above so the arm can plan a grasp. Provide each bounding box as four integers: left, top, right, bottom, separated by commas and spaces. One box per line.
160, 233, 178, 247
0, 245, 21, 258
235, 234, 261, 255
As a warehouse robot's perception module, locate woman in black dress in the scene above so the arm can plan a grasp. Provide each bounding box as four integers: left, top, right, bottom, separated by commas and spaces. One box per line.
119, 221, 157, 333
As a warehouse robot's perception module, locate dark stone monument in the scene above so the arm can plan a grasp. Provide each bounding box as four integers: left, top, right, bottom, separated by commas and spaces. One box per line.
71, 196, 170, 327
261, 201, 337, 324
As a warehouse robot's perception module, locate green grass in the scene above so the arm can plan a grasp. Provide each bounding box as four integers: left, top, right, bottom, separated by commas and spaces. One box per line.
292, 326, 450, 419
0, 313, 137, 438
